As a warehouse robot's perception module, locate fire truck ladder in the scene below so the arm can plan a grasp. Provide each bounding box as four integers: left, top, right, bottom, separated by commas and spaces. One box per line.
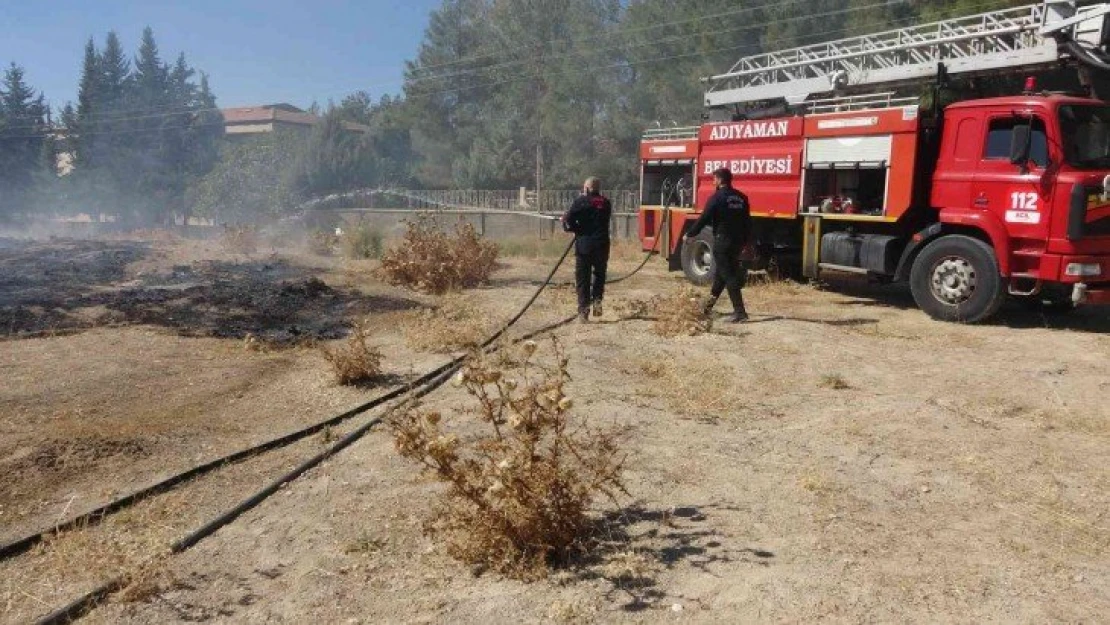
704, 1, 1110, 109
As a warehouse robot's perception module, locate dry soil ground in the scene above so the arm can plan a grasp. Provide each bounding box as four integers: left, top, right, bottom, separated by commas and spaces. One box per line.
1, 233, 1108, 624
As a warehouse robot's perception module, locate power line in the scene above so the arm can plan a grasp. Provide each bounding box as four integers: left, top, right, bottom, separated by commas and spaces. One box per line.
0, 1, 1012, 141
404, 0, 894, 87
0, 0, 878, 134
404, 0, 812, 77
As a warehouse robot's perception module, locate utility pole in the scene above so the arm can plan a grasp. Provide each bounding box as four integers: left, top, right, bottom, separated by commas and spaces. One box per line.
535, 141, 543, 212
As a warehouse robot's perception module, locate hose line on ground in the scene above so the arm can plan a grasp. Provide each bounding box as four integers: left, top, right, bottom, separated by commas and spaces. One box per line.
35, 312, 579, 625
0, 240, 577, 563
31, 239, 578, 624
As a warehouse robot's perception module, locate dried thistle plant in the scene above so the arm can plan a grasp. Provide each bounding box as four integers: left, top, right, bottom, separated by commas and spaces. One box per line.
612, 289, 712, 337
378, 216, 499, 294
321, 319, 385, 385
652, 287, 713, 337
388, 339, 626, 579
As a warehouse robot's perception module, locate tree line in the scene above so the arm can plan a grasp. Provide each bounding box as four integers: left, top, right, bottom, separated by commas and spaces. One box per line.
0, 0, 1042, 224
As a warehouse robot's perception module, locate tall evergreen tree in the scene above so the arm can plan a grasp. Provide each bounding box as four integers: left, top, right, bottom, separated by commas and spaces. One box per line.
99, 31, 130, 107
0, 64, 51, 218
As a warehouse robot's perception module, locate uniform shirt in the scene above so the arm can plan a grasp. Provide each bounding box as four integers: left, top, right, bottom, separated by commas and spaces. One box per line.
687, 185, 752, 245
562, 192, 612, 253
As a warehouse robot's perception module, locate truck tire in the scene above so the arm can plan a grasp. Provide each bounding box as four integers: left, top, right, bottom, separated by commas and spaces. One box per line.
909, 235, 1005, 323
680, 227, 715, 286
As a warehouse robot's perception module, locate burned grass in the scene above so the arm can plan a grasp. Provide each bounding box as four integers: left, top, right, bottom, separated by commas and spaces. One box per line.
0, 239, 420, 342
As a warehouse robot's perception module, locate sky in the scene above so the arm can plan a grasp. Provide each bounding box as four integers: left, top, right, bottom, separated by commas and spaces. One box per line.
0, 0, 442, 111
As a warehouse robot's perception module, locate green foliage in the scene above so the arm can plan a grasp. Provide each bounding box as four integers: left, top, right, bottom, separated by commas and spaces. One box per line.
0, 63, 53, 219
57, 28, 222, 225
390, 0, 1097, 191
188, 131, 303, 222
2, 0, 1103, 226
342, 221, 385, 259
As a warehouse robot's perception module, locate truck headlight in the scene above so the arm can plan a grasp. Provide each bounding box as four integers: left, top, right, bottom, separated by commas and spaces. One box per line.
1065, 263, 1102, 277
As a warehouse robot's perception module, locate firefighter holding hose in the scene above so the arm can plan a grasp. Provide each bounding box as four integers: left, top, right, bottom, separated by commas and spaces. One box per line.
683, 167, 751, 323
562, 177, 613, 323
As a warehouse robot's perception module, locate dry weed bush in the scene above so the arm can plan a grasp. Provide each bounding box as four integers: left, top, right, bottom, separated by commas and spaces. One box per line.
378, 216, 499, 294
220, 224, 258, 255
321, 319, 384, 385
614, 287, 712, 337
401, 295, 490, 353
612, 297, 652, 320
389, 339, 626, 579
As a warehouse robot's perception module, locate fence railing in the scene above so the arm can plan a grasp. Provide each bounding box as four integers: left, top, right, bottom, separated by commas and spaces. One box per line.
302, 188, 639, 214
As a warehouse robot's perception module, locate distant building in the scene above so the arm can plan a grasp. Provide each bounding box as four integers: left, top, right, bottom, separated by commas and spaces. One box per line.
220, 103, 370, 138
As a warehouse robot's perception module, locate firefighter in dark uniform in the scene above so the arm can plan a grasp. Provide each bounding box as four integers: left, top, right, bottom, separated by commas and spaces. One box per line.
562, 177, 612, 323
683, 167, 752, 323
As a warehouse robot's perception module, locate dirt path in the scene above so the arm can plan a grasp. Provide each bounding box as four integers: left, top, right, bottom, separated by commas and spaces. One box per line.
2, 238, 1108, 623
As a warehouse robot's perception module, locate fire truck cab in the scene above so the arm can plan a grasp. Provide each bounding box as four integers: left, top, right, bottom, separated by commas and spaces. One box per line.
638, 1, 1110, 323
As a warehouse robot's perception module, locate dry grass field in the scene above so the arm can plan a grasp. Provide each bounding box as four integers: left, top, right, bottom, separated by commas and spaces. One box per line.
1, 232, 1107, 623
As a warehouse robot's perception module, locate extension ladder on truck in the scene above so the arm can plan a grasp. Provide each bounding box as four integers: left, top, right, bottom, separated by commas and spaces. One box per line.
704, 0, 1110, 108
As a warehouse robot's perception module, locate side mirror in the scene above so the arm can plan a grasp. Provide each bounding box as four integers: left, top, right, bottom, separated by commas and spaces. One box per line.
1010, 124, 1032, 165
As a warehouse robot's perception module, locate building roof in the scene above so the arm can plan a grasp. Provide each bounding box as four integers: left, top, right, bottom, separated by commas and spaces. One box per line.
222, 104, 319, 127
221, 103, 371, 133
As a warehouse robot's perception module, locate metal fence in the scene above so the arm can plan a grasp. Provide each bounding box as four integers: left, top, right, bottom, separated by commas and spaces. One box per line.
303, 188, 639, 214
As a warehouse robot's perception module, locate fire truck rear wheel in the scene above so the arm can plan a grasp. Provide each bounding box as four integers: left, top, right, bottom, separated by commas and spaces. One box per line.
680, 228, 715, 286
909, 235, 1005, 323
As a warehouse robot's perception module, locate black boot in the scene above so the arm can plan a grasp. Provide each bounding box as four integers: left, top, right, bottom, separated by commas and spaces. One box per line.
726, 285, 748, 323
702, 295, 719, 316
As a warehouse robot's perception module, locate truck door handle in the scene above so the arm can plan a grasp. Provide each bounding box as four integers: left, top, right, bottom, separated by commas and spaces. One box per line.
974, 193, 988, 207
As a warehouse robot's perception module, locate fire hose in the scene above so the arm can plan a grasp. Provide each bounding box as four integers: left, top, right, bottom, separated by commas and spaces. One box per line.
27, 234, 610, 623
27, 223, 667, 622
0, 237, 584, 563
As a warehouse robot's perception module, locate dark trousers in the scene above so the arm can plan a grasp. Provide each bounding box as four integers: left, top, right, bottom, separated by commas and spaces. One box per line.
575, 246, 609, 312
711, 242, 747, 313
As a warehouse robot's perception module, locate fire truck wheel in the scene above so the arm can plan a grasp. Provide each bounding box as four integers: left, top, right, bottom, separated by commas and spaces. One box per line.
909, 235, 1005, 323
680, 228, 715, 286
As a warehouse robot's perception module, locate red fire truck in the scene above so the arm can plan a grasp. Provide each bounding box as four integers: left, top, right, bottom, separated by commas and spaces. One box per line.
638, 1, 1110, 322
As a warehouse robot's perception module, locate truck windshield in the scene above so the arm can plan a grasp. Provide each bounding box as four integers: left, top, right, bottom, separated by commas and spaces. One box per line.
1059, 105, 1110, 169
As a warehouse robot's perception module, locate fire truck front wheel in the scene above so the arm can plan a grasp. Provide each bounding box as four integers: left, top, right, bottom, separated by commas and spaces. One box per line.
680, 229, 715, 286
909, 235, 1006, 323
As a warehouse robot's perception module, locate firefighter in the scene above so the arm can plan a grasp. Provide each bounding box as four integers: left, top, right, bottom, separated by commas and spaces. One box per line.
562, 177, 613, 323
683, 167, 751, 323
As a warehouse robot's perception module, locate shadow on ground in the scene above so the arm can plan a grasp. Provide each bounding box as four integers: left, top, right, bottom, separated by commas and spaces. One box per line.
0, 238, 421, 342
822, 277, 1110, 333
575, 503, 774, 612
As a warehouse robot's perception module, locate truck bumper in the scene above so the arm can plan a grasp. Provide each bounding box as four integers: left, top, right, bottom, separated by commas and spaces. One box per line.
1073, 283, 1110, 305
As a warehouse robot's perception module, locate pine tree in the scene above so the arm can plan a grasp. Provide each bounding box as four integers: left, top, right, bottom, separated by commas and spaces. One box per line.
0, 63, 51, 218
99, 31, 130, 107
